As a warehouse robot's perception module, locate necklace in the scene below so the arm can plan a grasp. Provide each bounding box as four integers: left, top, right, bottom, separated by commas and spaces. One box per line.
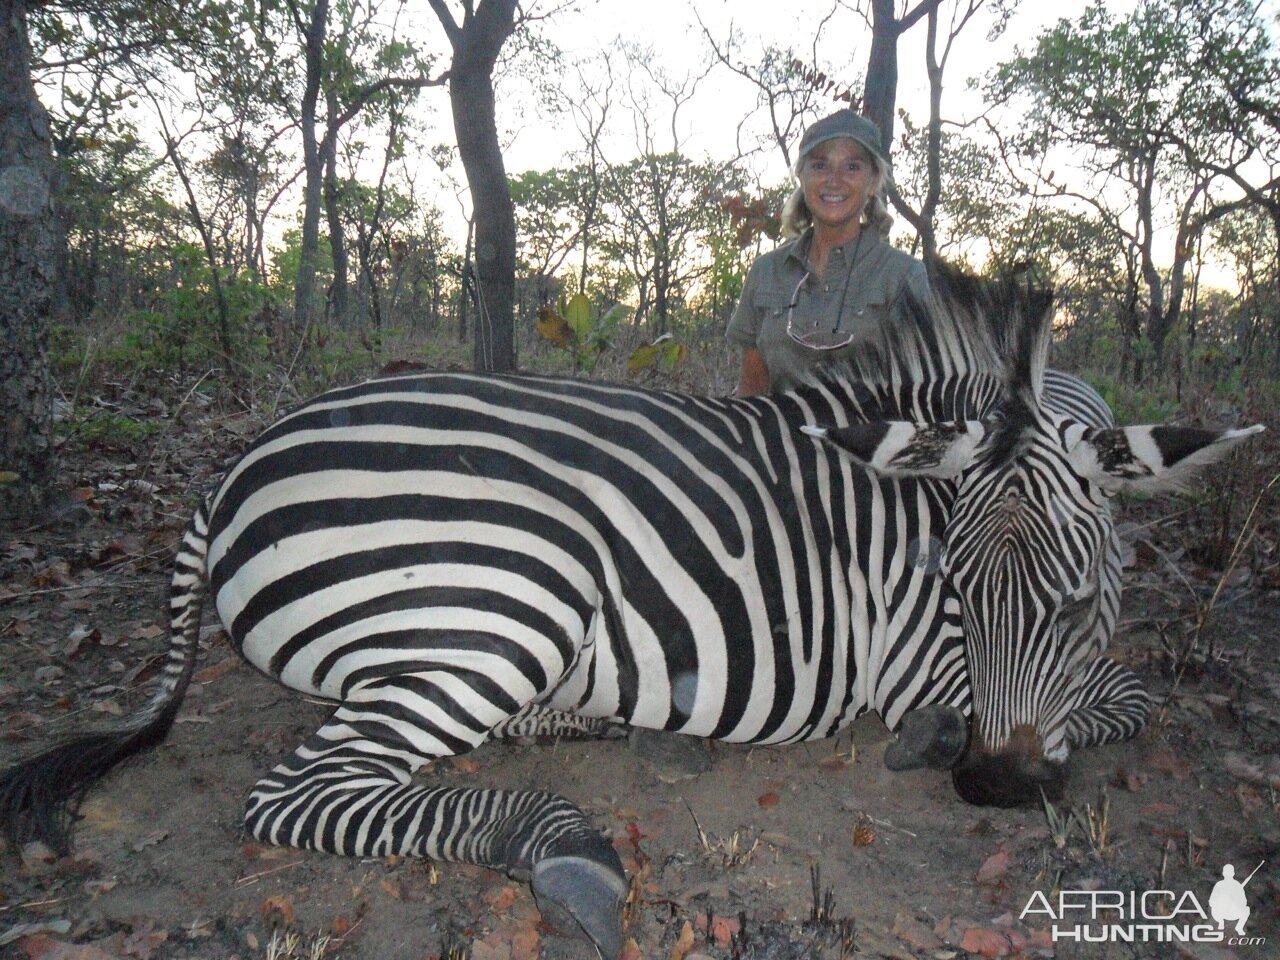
831, 228, 866, 333
786, 229, 869, 352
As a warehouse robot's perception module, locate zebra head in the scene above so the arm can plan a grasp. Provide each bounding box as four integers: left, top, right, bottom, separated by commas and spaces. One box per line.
803, 268, 1263, 807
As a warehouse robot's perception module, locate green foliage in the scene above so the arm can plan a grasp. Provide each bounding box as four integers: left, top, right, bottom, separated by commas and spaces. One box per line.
58, 410, 162, 447
988, 0, 1280, 372
626, 335, 687, 375
1086, 372, 1179, 425
536, 292, 631, 373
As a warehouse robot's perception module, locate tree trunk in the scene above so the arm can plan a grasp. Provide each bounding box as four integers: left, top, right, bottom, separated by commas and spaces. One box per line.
0, 0, 56, 523
864, 0, 902, 148
865, 0, 947, 148
436, 0, 518, 372
292, 0, 328, 329
323, 87, 349, 325
458, 217, 474, 343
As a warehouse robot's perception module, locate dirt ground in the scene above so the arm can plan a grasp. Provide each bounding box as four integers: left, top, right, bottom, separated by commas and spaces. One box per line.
2, 401, 1278, 960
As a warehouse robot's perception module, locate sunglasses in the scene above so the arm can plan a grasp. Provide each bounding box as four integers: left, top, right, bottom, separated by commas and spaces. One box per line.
784, 271, 857, 351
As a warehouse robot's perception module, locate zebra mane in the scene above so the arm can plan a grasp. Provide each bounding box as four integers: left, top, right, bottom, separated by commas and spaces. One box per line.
810, 260, 1055, 426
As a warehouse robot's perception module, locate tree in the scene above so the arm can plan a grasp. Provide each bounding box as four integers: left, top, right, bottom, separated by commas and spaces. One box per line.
599, 153, 742, 334
990, 0, 1280, 376
510, 165, 590, 300
0, 0, 56, 522
282, 0, 443, 330
428, 0, 520, 372
862, 0, 945, 149
3, 0, 222, 519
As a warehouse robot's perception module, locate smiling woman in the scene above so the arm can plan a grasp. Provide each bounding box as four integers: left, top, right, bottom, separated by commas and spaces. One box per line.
727, 111, 929, 395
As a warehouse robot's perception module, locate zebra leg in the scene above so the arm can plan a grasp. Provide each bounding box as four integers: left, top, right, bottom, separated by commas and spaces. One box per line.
488, 704, 628, 742
244, 711, 628, 959
1064, 658, 1150, 752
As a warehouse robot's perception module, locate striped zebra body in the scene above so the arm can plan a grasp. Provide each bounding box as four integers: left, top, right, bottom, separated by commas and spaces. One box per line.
211, 371, 970, 748
2, 265, 1261, 960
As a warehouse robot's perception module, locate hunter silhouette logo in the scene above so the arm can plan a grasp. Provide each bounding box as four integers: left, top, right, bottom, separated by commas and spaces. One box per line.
1022, 860, 1268, 946
1210, 862, 1264, 936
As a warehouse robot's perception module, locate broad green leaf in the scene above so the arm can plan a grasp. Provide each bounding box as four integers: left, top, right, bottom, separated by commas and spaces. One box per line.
626, 343, 660, 372
565, 293, 593, 339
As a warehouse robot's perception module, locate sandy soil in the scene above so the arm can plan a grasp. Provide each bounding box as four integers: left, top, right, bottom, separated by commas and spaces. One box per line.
2, 410, 1277, 960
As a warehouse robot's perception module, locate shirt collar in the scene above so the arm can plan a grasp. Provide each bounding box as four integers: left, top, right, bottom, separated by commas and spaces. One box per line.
784, 227, 883, 270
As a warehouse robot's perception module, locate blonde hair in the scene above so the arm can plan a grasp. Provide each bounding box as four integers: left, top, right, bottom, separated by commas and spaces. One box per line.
780, 150, 894, 239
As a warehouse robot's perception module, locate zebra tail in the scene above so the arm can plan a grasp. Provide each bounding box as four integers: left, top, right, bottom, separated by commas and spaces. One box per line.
0, 500, 211, 856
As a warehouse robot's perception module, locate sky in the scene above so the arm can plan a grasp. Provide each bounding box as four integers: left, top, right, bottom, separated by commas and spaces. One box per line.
491, 0, 1110, 175
381, 0, 1131, 256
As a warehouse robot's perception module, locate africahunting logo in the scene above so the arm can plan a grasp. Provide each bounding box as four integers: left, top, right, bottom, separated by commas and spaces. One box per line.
1020, 861, 1266, 946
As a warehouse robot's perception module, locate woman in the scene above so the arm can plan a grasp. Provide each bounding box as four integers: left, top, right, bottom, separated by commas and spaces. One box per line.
728, 111, 929, 395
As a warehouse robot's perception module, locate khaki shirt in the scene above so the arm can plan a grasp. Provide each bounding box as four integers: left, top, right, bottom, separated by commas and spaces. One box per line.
727, 229, 930, 391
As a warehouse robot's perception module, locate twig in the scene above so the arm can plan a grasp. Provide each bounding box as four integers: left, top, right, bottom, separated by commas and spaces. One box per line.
1195, 470, 1280, 636
0, 897, 69, 913
864, 815, 917, 839
234, 859, 306, 887
0, 579, 153, 604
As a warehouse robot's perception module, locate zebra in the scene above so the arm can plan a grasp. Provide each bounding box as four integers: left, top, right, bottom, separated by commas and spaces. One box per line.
0, 265, 1260, 959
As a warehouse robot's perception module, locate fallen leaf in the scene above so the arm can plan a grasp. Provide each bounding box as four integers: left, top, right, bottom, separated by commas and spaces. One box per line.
18, 934, 113, 959
1224, 751, 1280, 789
1148, 749, 1191, 781
131, 830, 168, 852
483, 883, 518, 913
63, 624, 100, 657
331, 914, 360, 939
892, 912, 943, 952
121, 924, 167, 959
262, 894, 295, 927
510, 927, 539, 960
959, 926, 1012, 957
708, 915, 739, 947
1112, 767, 1150, 792
0, 922, 71, 948
817, 753, 852, 771
976, 849, 1011, 885
669, 921, 696, 960
193, 657, 240, 684
469, 942, 508, 960
852, 817, 876, 847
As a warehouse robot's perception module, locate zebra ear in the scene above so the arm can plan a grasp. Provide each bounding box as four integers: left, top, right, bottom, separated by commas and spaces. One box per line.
1065, 424, 1265, 493
801, 420, 988, 479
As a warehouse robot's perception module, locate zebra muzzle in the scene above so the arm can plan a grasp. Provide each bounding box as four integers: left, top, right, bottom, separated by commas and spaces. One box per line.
883, 705, 970, 771
950, 724, 1065, 807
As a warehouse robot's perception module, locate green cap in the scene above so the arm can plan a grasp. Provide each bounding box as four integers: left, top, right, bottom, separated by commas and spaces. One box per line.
798, 111, 888, 167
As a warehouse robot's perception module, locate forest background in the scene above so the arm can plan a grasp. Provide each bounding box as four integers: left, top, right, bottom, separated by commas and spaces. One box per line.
2, 0, 1280, 540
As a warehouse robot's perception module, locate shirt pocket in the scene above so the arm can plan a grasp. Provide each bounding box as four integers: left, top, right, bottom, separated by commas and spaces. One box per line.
839, 288, 890, 335
752, 282, 793, 321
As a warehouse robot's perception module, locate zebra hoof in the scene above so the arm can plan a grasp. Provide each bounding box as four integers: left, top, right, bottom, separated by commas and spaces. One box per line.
884, 705, 969, 771
531, 854, 628, 960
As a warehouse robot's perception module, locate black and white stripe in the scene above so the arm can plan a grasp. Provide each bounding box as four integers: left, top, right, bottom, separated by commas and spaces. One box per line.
209, 370, 970, 746
2, 263, 1258, 959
